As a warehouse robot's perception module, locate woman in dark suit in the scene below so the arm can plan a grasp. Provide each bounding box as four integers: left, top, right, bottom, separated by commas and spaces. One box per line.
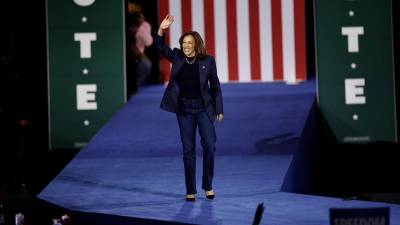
156, 15, 224, 201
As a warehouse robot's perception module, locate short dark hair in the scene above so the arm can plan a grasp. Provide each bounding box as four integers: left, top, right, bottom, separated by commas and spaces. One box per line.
179, 31, 207, 59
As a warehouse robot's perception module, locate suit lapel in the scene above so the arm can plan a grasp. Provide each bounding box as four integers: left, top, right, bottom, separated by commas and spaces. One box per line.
198, 58, 208, 86
171, 56, 186, 79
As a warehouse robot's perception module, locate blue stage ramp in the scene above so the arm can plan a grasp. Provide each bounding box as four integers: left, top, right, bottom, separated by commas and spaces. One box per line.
38, 81, 400, 225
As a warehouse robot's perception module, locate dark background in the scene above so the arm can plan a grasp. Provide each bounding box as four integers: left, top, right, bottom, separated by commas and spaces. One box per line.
0, 0, 399, 204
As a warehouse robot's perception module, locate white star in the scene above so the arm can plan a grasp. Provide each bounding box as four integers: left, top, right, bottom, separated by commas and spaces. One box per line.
81, 17, 88, 23
353, 114, 358, 120
84, 120, 90, 126
351, 63, 356, 69
82, 68, 89, 75
349, 11, 355, 17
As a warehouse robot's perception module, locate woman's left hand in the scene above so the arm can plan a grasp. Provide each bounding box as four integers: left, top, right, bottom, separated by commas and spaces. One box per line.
216, 114, 224, 122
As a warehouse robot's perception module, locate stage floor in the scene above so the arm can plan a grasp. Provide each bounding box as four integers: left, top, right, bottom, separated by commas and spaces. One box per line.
38, 81, 400, 225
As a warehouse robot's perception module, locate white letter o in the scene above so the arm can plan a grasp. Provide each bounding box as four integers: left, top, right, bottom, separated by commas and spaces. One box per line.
73, 0, 95, 7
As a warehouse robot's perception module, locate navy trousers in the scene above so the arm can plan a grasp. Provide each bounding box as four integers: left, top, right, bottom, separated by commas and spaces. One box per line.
177, 98, 216, 194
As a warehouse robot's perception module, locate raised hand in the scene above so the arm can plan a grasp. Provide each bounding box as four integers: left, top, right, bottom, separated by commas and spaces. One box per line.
158, 15, 174, 35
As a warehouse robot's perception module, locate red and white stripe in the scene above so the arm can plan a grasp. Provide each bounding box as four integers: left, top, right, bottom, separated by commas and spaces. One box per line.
158, 0, 306, 83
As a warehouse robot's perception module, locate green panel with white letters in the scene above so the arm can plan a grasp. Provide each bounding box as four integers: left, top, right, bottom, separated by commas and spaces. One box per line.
47, 0, 125, 149
314, 0, 397, 143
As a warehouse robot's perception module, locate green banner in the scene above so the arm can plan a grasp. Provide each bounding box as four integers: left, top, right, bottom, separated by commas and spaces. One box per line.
47, 0, 126, 149
315, 0, 397, 143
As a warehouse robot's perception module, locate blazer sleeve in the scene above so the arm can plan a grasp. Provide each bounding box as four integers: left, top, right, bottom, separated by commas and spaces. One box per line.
154, 34, 174, 62
209, 56, 224, 114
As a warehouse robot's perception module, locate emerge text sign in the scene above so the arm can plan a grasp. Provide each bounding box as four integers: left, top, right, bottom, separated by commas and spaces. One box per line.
315, 0, 397, 143
47, 0, 125, 149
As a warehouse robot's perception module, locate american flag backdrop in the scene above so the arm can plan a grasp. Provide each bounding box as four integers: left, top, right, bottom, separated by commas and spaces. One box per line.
158, 0, 306, 83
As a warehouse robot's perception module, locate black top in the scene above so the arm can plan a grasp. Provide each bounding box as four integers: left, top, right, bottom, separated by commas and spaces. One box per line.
177, 56, 201, 99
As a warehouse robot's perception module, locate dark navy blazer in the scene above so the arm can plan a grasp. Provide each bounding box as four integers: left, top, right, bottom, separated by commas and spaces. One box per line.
155, 35, 223, 121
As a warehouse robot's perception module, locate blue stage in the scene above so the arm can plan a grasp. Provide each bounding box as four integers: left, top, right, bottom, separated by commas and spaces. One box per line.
38, 81, 400, 225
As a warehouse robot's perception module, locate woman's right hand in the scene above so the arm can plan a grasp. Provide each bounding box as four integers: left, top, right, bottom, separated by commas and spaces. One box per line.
158, 15, 174, 36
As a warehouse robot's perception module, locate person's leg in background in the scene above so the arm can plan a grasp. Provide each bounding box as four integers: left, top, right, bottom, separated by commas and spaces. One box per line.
127, 56, 152, 98
134, 56, 152, 88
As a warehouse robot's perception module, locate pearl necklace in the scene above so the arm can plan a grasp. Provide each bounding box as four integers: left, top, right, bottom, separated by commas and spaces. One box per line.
185, 56, 196, 64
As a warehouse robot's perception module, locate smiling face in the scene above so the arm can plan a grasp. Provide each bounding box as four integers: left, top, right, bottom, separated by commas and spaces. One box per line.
182, 35, 196, 57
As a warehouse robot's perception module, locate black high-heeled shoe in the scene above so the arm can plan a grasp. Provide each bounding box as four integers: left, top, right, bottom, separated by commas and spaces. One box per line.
186, 194, 196, 201
205, 190, 215, 200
